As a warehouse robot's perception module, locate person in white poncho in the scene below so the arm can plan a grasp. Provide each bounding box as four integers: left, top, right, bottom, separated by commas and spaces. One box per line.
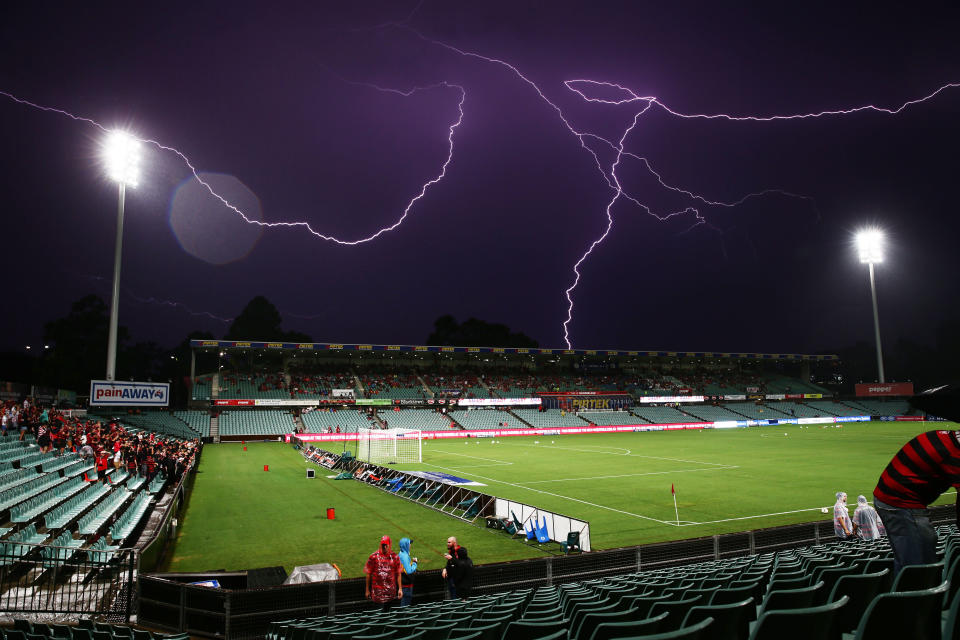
853, 494, 886, 540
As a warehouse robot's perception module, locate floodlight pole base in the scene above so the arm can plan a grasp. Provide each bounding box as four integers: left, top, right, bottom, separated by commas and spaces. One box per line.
105, 182, 126, 382
868, 262, 885, 384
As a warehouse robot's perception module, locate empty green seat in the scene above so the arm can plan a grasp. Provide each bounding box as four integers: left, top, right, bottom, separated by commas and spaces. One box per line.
847, 581, 947, 640
748, 595, 847, 640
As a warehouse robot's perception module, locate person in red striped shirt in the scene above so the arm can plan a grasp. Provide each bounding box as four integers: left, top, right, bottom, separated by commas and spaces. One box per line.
873, 429, 960, 575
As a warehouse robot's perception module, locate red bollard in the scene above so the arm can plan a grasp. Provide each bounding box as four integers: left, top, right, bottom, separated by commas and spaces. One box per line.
327, 508, 335, 520
264, 464, 269, 472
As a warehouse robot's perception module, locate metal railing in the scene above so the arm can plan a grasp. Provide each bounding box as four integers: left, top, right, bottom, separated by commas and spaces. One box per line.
0, 543, 137, 619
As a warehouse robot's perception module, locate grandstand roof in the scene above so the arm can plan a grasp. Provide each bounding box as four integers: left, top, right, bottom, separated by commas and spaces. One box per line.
190, 339, 838, 361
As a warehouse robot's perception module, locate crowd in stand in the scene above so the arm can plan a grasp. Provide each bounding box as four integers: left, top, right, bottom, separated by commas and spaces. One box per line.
3, 399, 200, 484
212, 363, 814, 402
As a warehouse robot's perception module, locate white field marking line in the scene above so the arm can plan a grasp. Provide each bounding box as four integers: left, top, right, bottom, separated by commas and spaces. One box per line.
676, 489, 960, 527
429, 463, 678, 526
441, 451, 514, 465
513, 443, 731, 467
522, 465, 739, 484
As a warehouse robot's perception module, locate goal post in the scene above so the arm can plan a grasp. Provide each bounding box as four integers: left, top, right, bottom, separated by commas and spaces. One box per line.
357, 427, 422, 464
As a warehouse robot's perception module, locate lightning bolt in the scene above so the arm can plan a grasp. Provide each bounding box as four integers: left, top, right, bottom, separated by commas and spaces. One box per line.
2, 29, 957, 350
389, 26, 957, 347
1, 82, 465, 246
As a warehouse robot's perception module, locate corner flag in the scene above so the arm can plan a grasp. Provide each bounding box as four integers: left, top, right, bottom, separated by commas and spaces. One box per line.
671, 483, 679, 526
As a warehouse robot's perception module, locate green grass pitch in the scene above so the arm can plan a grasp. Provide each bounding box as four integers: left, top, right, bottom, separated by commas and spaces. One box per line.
162, 421, 956, 577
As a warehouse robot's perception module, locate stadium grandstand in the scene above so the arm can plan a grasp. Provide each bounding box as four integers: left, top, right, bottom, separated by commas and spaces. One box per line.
0, 338, 929, 638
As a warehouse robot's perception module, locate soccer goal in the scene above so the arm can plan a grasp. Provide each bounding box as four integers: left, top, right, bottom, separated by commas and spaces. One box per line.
357, 427, 422, 464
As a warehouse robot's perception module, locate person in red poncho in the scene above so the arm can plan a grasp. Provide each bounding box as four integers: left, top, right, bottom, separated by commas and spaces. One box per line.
364, 535, 402, 609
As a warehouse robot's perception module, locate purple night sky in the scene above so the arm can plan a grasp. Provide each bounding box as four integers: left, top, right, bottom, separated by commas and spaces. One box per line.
1, 2, 957, 354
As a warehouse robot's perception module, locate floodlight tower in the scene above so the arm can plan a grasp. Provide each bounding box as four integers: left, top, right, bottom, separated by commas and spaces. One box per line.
855, 229, 885, 384
102, 131, 142, 381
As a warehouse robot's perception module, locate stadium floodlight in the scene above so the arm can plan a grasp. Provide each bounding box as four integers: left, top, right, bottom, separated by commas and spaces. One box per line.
855, 228, 885, 383
102, 129, 143, 381
855, 229, 884, 264
103, 130, 141, 187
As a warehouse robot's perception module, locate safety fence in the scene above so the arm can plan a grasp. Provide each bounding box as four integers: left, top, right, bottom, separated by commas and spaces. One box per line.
0, 544, 137, 620
136, 503, 955, 639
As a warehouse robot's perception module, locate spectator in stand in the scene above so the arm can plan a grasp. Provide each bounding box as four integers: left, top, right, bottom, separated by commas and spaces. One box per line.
442, 536, 461, 598
96, 450, 110, 481
397, 537, 418, 606
874, 428, 960, 575
853, 495, 886, 541
37, 421, 51, 453
833, 492, 853, 540
451, 546, 474, 599
364, 535, 402, 609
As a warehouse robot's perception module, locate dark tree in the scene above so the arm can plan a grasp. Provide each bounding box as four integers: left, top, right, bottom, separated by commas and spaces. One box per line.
225, 296, 312, 343
226, 296, 284, 341
427, 315, 538, 348
38, 295, 130, 390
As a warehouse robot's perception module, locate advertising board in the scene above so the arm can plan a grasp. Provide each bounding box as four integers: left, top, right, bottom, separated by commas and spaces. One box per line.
89, 380, 170, 407
855, 383, 914, 397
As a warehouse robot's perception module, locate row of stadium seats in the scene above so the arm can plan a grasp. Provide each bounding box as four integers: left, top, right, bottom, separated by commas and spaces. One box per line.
301, 409, 380, 434
199, 366, 831, 400
218, 411, 296, 435
4, 619, 187, 640
448, 409, 522, 430
513, 409, 590, 428
380, 410, 457, 431
268, 528, 960, 640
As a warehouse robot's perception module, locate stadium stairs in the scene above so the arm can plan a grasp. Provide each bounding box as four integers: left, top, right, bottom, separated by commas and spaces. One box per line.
416, 374, 435, 398
354, 374, 365, 396
509, 410, 536, 429
211, 374, 219, 400
209, 415, 220, 443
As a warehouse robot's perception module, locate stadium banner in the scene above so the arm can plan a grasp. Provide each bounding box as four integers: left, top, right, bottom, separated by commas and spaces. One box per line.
894, 415, 925, 421
638, 395, 705, 404
539, 391, 630, 397
213, 399, 316, 407
89, 380, 170, 407
253, 399, 316, 407
797, 416, 836, 425
785, 394, 804, 399
723, 394, 746, 401
286, 421, 713, 443
802, 393, 823, 399
355, 399, 392, 406
331, 389, 355, 398
855, 382, 914, 397
765, 394, 786, 400
458, 398, 542, 407
835, 415, 871, 422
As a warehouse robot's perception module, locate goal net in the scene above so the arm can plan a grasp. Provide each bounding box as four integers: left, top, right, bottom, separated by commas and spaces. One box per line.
357, 427, 422, 464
